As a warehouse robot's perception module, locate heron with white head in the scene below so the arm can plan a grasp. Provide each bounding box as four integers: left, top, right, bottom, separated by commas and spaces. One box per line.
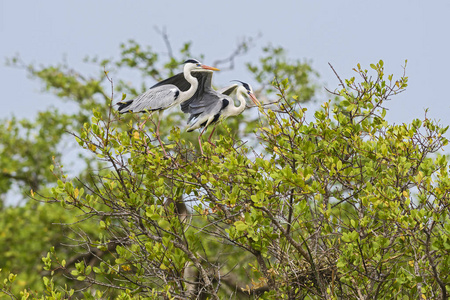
180, 75, 261, 155
117, 59, 219, 156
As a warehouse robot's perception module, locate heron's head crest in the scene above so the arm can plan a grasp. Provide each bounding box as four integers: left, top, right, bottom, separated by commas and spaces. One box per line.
183, 58, 201, 65
231, 80, 252, 92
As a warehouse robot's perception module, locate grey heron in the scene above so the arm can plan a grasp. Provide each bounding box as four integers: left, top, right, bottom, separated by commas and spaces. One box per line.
117, 59, 219, 156
180, 75, 261, 155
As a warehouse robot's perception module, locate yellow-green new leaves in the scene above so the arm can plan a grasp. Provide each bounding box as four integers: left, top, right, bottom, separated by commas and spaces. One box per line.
341, 231, 359, 243
4, 44, 450, 299
234, 220, 249, 232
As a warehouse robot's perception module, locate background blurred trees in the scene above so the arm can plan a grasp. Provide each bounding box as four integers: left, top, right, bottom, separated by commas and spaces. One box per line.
2, 35, 450, 299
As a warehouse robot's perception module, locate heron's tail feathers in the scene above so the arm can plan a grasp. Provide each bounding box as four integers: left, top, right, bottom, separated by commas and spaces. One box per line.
117, 100, 134, 113
186, 114, 200, 132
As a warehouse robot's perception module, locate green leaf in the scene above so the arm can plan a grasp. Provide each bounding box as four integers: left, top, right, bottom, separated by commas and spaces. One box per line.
234, 221, 248, 232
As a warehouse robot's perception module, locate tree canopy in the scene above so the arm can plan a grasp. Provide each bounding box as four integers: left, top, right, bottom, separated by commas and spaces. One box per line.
1, 37, 450, 299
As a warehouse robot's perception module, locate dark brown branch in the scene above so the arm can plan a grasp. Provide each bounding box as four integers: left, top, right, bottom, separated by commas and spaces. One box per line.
425, 221, 447, 300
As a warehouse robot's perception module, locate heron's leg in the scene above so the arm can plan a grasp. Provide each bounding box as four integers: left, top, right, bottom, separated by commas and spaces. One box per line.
134, 114, 156, 155
142, 140, 156, 156
138, 113, 153, 131
155, 111, 168, 157
136, 112, 164, 156
207, 124, 217, 147
138, 119, 146, 131
198, 126, 209, 155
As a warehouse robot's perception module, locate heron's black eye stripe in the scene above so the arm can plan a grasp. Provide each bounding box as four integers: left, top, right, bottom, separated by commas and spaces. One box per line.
242, 82, 251, 91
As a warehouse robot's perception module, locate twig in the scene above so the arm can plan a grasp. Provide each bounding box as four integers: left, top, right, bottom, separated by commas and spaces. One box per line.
246, 100, 280, 109
154, 26, 174, 59
328, 62, 346, 89
213, 35, 259, 71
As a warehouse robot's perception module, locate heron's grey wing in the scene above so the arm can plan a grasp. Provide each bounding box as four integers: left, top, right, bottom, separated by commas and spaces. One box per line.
180, 71, 215, 113
186, 93, 233, 129
150, 72, 191, 92
122, 85, 180, 113
186, 98, 226, 131
217, 84, 238, 96
182, 81, 236, 117
185, 91, 222, 116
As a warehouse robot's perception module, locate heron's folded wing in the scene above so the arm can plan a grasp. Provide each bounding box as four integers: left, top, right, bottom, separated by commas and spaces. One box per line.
183, 82, 236, 115
127, 86, 179, 112
187, 95, 233, 125
187, 99, 224, 129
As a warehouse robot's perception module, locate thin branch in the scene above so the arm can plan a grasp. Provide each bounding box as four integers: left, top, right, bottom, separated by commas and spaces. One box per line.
154, 26, 174, 59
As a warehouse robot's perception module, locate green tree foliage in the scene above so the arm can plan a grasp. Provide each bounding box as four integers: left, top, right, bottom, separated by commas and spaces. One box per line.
2, 38, 450, 299
0, 38, 318, 298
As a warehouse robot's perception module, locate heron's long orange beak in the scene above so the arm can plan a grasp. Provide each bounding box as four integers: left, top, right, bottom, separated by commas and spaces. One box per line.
249, 93, 261, 106
201, 65, 220, 71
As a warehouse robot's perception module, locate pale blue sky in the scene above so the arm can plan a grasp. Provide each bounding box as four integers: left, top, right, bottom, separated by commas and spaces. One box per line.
1, 0, 449, 126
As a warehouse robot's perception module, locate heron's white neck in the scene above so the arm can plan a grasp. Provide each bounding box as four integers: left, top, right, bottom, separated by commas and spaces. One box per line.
226, 87, 247, 117
180, 65, 198, 102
